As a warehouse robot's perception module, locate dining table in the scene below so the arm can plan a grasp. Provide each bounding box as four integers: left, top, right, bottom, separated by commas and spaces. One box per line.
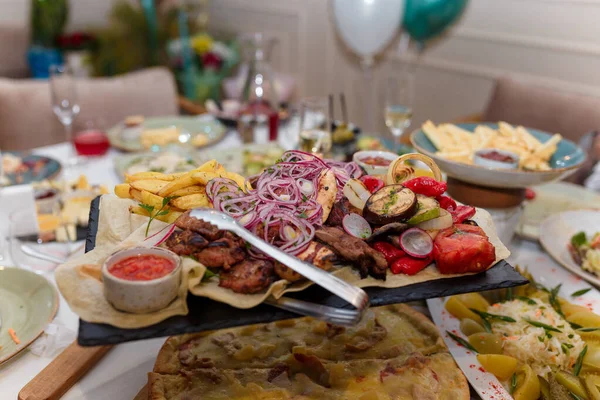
0, 128, 593, 400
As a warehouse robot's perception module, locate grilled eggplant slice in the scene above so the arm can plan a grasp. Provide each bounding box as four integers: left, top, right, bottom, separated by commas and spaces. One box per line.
363, 185, 417, 225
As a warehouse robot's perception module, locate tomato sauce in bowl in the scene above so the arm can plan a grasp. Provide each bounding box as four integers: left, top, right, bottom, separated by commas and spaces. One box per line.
108, 254, 176, 281
359, 156, 393, 167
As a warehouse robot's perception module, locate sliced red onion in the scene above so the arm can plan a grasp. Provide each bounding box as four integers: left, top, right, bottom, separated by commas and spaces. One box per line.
297, 178, 315, 195
400, 228, 433, 258
143, 223, 176, 247
342, 213, 372, 240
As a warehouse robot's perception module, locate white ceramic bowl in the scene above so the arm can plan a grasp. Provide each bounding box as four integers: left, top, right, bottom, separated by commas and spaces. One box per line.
102, 246, 181, 314
473, 148, 519, 170
353, 150, 398, 176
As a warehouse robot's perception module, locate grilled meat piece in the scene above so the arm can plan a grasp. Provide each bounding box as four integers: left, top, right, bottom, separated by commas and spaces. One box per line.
218, 259, 276, 294
315, 227, 388, 280
325, 197, 362, 227
175, 211, 223, 241
193, 232, 246, 270
274, 241, 337, 282
166, 229, 209, 256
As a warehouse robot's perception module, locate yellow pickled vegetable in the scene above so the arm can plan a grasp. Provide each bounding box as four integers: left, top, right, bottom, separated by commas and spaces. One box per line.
555, 371, 588, 399
585, 375, 600, 400
569, 311, 600, 328
467, 332, 503, 355
445, 297, 482, 324
539, 376, 551, 400
560, 300, 592, 318
584, 344, 600, 372
476, 354, 518, 380
513, 365, 540, 400
460, 318, 485, 336
456, 293, 491, 313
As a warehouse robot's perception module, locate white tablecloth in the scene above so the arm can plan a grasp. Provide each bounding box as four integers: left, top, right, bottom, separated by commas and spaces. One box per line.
0, 131, 569, 400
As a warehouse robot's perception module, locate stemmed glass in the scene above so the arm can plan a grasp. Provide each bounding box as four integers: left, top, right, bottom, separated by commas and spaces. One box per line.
49, 65, 80, 166
383, 69, 414, 150
298, 97, 331, 157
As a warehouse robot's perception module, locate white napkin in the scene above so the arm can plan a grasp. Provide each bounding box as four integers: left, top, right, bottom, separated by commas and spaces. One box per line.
0, 185, 37, 238
30, 320, 77, 358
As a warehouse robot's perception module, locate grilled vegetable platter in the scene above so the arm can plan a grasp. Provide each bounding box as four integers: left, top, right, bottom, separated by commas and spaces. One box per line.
55, 151, 513, 333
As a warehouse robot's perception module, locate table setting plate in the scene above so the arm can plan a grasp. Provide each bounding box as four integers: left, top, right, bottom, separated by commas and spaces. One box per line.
107, 116, 226, 152
77, 197, 527, 346
427, 243, 600, 400
539, 209, 600, 287
2, 153, 61, 187
0, 266, 59, 365
411, 122, 586, 189
516, 182, 600, 241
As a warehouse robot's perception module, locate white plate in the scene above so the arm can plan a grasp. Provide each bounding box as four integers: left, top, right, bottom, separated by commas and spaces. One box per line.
427, 241, 600, 399
516, 182, 600, 241
540, 210, 600, 287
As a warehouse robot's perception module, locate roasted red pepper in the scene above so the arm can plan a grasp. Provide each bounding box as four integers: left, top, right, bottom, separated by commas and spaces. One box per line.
403, 177, 447, 197
372, 241, 406, 264
450, 205, 476, 224
437, 195, 457, 212
390, 255, 433, 275
360, 175, 385, 194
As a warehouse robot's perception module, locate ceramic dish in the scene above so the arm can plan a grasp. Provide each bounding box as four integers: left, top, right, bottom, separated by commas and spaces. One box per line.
0, 266, 58, 365
1, 153, 61, 187
411, 122, 586, 188
102, 247, 182, 314
427, 244, 600, 400
107, 116, 226, 153
516, 182, 600, 241
113, 147, 201, 179
352, 150, 398, 176
539, 210, 600, 287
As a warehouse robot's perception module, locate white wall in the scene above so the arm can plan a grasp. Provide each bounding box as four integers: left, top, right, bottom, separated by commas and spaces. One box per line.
208, 0, 600, 135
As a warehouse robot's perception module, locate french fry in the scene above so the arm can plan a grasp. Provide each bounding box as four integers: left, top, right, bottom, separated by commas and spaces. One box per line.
170, 186, 205, 197
157, 175, 196, 197
156, 210, 183, 224
192, 171, 222, 185
533, 133, 562, 160
125, 172, 174, 182
224, 172, 251, 191
422, 120, 448, 150
129, 205, 150, 217
141, 190, 164, 209
114, 183, 131, 199
192, 160, 219, 173
130, 179, 170, 194
171, 193, 210, 209
129, 188, 143, 202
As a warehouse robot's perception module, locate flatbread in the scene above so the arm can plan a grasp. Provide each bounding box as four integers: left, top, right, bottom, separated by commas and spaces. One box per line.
148, 305, 469, 400
55, 195, 510, 328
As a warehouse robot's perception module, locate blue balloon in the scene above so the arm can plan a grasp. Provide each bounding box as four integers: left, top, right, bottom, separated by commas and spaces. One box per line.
403, 0, 468, 43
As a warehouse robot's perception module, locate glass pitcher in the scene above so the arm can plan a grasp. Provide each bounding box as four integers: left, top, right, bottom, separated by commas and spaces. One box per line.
238, 33, 279, 144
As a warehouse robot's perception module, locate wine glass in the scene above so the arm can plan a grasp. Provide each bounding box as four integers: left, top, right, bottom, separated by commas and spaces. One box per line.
383, 71, 414, 150
49, 65, 80, 166
298, 97, 331, 157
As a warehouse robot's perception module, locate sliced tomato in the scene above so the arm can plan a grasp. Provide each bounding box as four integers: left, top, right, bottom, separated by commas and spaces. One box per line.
433, 224, 495, 274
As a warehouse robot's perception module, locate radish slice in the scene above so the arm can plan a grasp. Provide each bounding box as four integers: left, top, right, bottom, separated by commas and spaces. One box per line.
400, 227, 433, 258
416, 209, 452, 231
342, 213, 372, 239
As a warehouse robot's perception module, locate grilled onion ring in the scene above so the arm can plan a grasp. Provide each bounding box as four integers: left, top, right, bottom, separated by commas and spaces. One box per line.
386, 153, 443, 185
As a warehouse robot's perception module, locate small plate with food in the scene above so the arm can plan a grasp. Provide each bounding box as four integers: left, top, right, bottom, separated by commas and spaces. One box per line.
411, 121, 586, 188
540, 210, 600, 287
428, 262, 600, 400
107, 116, 226, 152
113, 149, 201, 179
1, 153, 61, 187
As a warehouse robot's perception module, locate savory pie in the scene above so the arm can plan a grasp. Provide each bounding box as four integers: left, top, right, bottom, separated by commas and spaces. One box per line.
148, 305, 469, 399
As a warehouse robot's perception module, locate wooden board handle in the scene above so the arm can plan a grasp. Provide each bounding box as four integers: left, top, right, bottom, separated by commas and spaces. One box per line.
18, 342, 112, 400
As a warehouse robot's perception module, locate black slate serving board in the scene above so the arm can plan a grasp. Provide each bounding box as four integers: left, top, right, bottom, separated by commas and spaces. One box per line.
78, 197, 528, 346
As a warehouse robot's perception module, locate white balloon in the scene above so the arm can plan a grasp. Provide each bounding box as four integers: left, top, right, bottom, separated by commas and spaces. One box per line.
332, 0, 405, 64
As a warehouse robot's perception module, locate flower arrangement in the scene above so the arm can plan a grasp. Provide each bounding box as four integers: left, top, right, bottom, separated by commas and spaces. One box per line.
167, 33, 240, 103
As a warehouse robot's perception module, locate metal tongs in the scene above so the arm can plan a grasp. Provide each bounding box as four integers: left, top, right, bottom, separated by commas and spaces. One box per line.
190, 209, 370, 326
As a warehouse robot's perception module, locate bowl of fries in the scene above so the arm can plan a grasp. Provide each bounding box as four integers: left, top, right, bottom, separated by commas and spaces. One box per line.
410, 121, 586, 188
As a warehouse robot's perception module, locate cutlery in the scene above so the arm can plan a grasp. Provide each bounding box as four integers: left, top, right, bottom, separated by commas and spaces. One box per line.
20, 245, 67, 264
189, 208, 370, 321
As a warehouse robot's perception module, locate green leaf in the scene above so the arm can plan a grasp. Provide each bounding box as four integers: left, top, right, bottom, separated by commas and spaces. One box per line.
577, 327, 600, 332
298, 211, 308, 219
570, 322, 583, 330
561, 343, 571, 355
516, 296, 537, 305
571, 393, 585, 400
571, 288, 592, 298
201, 269, 218, 282
571, 231, 588, 248
446, 331, 478, 353
481, 318, 493, 333
139, 203, 154, 213
523, 318, 562, 332
574, 345, 588, 376
510, 373, 517, 394
550, 284, 566, 319
470, 308, 516, 323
